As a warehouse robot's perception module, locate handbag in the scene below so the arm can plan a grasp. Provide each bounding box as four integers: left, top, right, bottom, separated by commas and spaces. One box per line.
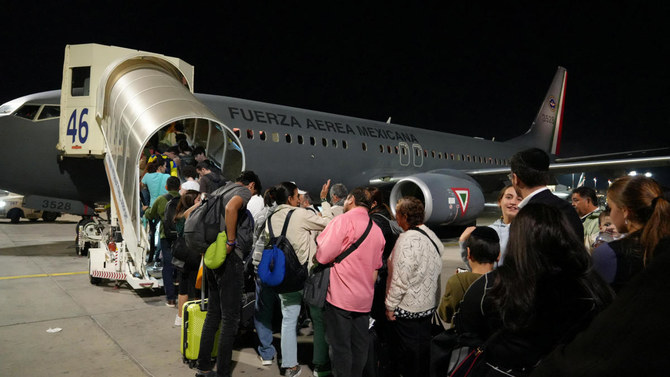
303, 218, 374, 308
446, 329, 504, 377
203, 231, 227, 269
449, 346, 485, 377
172, 235, 201, 270
430, 328, 482, 377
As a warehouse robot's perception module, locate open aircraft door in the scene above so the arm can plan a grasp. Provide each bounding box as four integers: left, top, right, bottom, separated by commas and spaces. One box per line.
59, 44, 245, 288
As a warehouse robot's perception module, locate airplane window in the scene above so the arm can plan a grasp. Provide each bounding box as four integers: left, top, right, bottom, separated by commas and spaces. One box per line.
298, 135, 304, 144
71, 66, 91, 97
450, 153, 455, 160
13, 104, 40, 120
272, 132, 279, 142
322, 138, 328, 147
387, 145, 392, 154
233, 128, 241, 138
285, 134, 292, 143
37, 105, 60, 120
310, 137, 316, 146
431, 150, 436, 158
379, 145, 384, 153
423, 150, 428, 157
259, 131, 266, 141
247, 129, 254, 139
395, 146, 399, 154
362, 142, 367, 151
342, 140, 348, 149
332, 139, 337, 148
438, 152, 442, 159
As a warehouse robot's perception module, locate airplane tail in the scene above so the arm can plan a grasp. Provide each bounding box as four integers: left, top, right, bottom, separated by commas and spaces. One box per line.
507, 66, 567, 156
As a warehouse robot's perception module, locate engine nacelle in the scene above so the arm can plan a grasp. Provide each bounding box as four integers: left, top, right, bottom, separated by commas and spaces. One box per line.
389, 170, 485, 225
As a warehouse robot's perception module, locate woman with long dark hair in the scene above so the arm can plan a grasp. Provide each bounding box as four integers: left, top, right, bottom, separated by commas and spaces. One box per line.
366, 187, 401, 320
260, 182, 332, 377
530, 185, 670, 376
454, 203, 613, 376
172, 189, 202, 326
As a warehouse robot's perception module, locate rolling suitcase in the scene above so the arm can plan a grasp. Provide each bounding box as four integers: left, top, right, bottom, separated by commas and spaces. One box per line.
181, 270, 220, 367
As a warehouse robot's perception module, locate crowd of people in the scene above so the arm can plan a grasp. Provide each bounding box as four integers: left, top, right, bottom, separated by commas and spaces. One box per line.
140, 130, 670, 377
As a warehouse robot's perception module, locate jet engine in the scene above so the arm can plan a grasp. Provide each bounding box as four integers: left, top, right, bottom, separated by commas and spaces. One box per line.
389, 170, 485, 225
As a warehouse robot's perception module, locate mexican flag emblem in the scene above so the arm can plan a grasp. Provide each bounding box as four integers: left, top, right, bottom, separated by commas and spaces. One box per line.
451, 188, 470, 216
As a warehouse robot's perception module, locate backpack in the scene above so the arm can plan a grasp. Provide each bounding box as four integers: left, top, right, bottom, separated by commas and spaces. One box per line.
258, 209, 308, 293
183, 184, 236, 256
236, 208, 255, 261
183, 183, 255, 260
162, 195, 180, 241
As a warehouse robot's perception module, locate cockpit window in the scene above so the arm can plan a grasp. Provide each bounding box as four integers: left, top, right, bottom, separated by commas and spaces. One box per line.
14, 104, 40, 120
38, 105, 60, 120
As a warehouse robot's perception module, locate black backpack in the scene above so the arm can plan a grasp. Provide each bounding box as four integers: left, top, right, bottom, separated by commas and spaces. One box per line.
162, 195, 180, 241
236, 208, 255, 261
183, 185, 235, 255
183, 184, 254, 259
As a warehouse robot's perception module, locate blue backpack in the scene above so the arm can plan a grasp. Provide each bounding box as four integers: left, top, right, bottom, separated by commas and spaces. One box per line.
258, 209, 307, 293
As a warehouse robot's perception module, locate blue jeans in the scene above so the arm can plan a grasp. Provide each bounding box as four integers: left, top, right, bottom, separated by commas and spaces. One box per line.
159, 238, 176, 301
198, 253, 244, 377
278, 290, 302, 368
254, 277, 278, 361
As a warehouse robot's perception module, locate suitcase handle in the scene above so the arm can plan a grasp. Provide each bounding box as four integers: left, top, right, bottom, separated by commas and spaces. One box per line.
200, 258, 207, 312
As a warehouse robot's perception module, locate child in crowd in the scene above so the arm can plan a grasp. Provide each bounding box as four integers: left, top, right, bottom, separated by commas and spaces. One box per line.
438, 226, 500, 324
592, 209, 621, 249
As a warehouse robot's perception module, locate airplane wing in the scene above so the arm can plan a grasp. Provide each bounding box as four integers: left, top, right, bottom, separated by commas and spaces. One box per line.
465, 155, 670, 177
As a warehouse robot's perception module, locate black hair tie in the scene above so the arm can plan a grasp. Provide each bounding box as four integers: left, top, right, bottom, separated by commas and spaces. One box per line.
651, 196, 664, 210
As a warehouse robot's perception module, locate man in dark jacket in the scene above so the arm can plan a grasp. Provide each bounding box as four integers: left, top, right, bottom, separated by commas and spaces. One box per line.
509, 148, 583, 238
196, 160, 225, 195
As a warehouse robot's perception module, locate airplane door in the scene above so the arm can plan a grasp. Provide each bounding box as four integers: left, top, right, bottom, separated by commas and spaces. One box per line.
399, 142, 410, 166
412, 143, 423, 167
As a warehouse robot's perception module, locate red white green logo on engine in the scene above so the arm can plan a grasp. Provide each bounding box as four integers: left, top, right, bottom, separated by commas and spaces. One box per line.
451, 188, 470, 216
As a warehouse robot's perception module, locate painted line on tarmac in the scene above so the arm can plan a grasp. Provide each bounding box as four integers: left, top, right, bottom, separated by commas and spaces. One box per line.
0, 271, 88, 280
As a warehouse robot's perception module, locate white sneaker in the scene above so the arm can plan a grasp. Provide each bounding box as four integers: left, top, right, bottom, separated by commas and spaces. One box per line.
174, 314, 181, 326
258, 355, 273, 366
286, 365, 302, 377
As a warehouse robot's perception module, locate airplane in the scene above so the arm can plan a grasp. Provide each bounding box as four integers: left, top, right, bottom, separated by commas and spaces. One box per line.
0, 44, 668, 229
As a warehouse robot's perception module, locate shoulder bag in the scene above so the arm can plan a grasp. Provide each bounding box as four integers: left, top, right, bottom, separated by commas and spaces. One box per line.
303, 217, 374, 308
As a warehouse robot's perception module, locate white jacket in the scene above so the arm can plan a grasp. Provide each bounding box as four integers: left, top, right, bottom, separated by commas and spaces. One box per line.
386, 225, 443, 313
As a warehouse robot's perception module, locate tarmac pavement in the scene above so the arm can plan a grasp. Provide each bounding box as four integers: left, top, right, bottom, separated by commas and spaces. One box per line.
0, 214, 480, 377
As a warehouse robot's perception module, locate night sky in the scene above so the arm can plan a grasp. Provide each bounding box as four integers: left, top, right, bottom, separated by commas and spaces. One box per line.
2, 3, 668, 179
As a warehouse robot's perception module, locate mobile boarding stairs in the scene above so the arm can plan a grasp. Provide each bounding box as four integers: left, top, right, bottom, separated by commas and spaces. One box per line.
59, 44, 244, 289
